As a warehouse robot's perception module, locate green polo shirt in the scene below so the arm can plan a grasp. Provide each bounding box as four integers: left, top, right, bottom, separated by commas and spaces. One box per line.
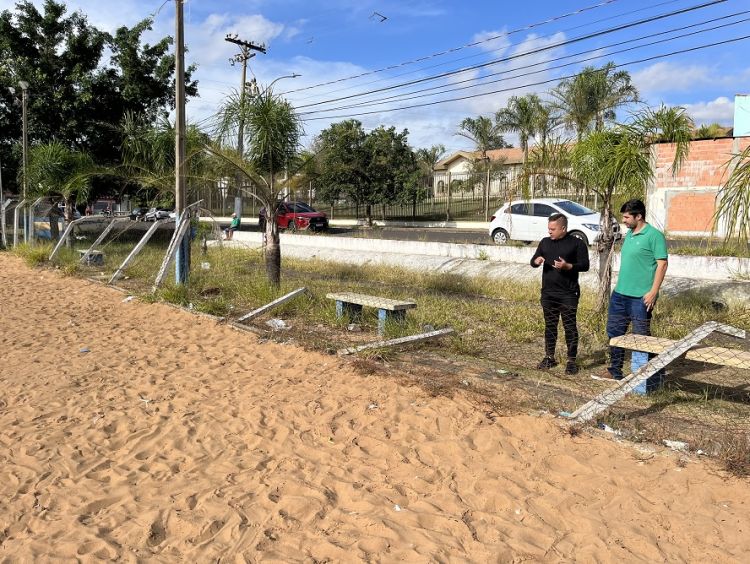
615, 223, 668, 297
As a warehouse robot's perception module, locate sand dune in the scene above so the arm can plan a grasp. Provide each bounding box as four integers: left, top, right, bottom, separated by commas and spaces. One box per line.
1, 253, 748, 562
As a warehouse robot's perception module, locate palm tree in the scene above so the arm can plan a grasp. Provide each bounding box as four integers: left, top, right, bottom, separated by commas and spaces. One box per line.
715, 145, 750, 246
415, 144, 446, 197
570, 105, 692, 308
457, 116, 509, 218
213, 86, 303, 287
119, 113, 210, 199
457, 116, 508, 158
552, 62, 639, 140
495, 94, 543, 166
26, 141, 96, 240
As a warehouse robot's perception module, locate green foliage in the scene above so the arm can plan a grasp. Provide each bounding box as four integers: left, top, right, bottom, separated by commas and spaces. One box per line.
495, 94, 545, 163
0, 0, 197, 193
456, 115, 511, 156
715, 144, 750, 246
119, 113, 211, 201
551, 62, 639, 139
315, 120, 420, 211
26, 141, 97, 205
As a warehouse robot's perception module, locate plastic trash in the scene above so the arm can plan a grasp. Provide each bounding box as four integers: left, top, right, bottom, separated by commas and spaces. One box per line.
80, 347, 90, 353
266, 318, 288, 330
201, 262, 211, 270
393, 505, 401, 512
663, 439, 688, 452
122, 296, 135, 303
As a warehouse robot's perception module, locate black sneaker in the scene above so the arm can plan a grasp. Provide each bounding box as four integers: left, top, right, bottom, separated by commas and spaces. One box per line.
565, 361, 578, 375
537, 356, 557, 369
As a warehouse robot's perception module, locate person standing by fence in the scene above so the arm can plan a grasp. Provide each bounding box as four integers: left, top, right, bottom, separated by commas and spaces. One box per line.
530, 213, 590, 375
599, 199, 668, 387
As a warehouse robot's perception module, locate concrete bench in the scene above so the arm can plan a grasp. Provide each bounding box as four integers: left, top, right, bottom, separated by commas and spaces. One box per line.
610, 334, 750, 369
327, 292, 416, 335
78, 249, 104, 266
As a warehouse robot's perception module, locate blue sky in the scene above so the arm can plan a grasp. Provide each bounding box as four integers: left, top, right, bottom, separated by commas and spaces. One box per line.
2, 0, 749, 152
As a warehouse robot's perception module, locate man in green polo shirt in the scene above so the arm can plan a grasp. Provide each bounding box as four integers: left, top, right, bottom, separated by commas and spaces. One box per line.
602, 199, 668, 383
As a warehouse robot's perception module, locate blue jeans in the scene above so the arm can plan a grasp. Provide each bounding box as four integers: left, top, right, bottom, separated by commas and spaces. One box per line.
607, 292, 662, 387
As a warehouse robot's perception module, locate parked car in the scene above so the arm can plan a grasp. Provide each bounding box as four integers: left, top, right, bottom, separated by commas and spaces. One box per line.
144, 207, 173, 221
129, 206, 149, 221
258, 202, 329, 232
488, 198, 621, 246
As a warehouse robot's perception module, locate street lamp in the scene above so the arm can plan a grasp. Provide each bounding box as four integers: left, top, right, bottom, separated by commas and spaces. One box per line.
262, 73, 300, 97
19, 81, 29, 242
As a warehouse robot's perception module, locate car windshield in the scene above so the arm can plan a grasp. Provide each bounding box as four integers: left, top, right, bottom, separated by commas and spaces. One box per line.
288, 203, 315, 213
554, 200, 595, 216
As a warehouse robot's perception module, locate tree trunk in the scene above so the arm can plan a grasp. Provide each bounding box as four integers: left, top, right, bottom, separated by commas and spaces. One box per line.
265, 216, 281, 288
596, 203, 615, 311
365, 203, 372, 227
65, 197, 76, 249
49, 208, 60, 241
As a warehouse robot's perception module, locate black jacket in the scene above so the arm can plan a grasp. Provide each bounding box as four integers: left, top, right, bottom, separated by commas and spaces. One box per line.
530, 235, 590, 300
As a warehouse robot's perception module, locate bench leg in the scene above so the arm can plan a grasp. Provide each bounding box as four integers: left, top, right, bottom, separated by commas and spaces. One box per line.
336, 301, 362, 322
377, 309, 406, 336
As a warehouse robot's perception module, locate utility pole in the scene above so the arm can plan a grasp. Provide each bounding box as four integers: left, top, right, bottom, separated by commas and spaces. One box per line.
174, 0, 188, 284
225, 34, 265, 210
19, 81, 29, 243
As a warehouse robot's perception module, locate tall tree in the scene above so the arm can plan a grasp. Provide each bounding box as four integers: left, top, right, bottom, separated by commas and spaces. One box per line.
0, 0, 197, 192
457, 115, 510, 159
552, 62, 638, 140
715, 145, 750, 246
213, 87, 303, 287
25, 140, 96, 240
363, 126, 419, 222
315, 120, 368, 212
495, 94, 544, 166
415, 144, 446, 199
570, 105, 692, 308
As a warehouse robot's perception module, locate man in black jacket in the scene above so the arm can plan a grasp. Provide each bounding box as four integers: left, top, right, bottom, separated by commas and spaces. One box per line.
530, 213, 590, 374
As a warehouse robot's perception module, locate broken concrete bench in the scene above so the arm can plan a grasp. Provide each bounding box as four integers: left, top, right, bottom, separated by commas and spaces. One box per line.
610, 334, 750, 369
327, 292, 416, 336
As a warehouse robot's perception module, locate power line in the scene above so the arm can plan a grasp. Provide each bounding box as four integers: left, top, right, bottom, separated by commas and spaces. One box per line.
281, 0, 623, 95
299, 11, 750, 116
287, 0, 686, 104
293, 0, 726, 110
300, 33, 750, 121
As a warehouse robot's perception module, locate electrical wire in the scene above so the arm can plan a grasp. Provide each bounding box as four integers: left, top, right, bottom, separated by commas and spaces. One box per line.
286, 0, 686, 103
292, 0, 726, 110
280, 0, 624, 95
299, 33, 750, 121
298, 11, 750, 116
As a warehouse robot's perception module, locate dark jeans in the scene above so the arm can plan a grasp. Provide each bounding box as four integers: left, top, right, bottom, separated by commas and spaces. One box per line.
541, 297, 579, 360
607, 291, 660, 380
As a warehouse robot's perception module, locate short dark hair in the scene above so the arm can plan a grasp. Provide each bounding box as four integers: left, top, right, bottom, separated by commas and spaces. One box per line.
548, 213, 567, 228
620, 199, 646, 217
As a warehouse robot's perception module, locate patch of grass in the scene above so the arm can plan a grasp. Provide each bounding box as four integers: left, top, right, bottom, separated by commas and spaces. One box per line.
12, 242, 54, 266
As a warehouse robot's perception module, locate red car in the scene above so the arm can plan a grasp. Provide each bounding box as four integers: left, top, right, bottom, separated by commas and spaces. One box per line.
259, 202, 329, 232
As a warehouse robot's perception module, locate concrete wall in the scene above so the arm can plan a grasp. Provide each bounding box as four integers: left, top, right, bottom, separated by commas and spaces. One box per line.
230, 231, 750, 282
646, 137, 750, 237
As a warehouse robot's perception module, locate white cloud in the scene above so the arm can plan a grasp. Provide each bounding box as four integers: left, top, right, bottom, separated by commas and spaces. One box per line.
632, 62, 712, 96
681, 96, 735, 125
472, 29, 511, 58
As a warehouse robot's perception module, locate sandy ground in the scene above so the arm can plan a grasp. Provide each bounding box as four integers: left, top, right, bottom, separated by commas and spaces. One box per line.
1, 254, 749, 562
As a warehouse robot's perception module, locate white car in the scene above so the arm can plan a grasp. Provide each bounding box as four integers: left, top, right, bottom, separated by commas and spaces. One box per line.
488, 198, 620, 246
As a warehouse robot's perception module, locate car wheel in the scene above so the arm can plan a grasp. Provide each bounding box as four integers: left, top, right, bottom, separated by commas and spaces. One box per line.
492, 228, 509, 245
287, 221, 297, 233
569, 231, 589, 246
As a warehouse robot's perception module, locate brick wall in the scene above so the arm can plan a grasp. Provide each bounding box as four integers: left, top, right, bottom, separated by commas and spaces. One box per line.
648, 137, 750, 237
